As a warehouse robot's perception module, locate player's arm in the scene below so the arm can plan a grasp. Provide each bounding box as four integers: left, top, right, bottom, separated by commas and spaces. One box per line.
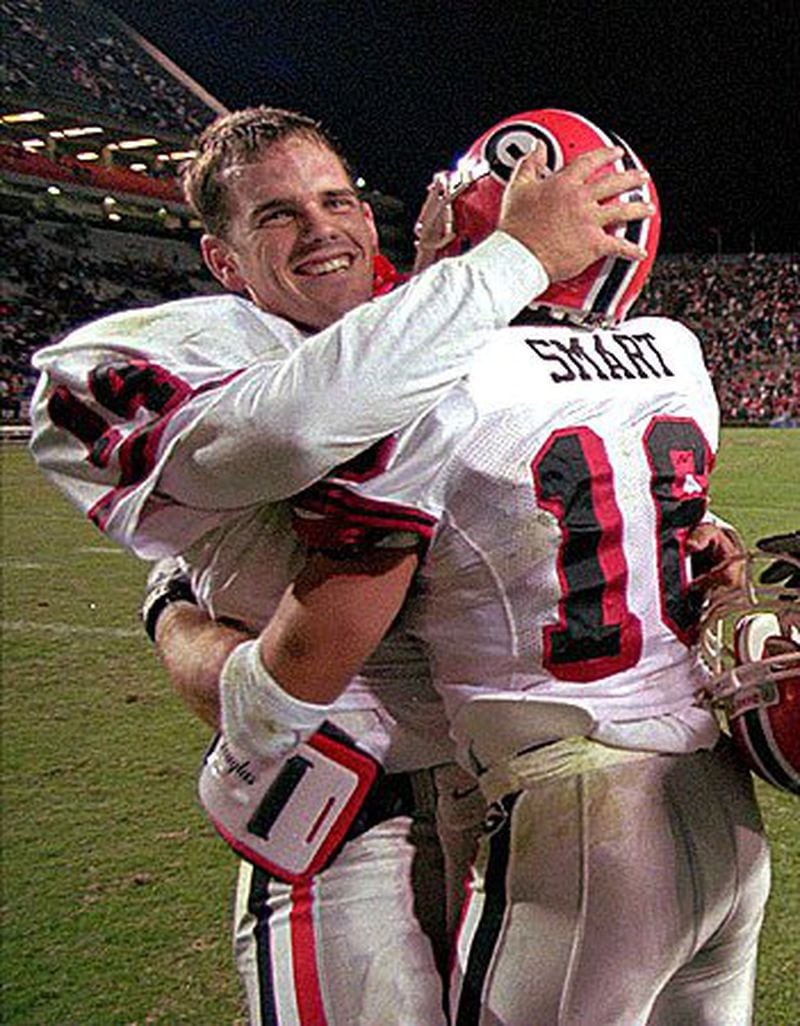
158, 148, 654, 506
219, 546, 419, 758
154, 603, 249, 729
141, 558, 251, 729
140, 546, 412, 747
28, 149, 652, 544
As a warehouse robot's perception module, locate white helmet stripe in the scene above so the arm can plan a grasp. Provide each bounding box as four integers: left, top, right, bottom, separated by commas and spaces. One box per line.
585, 133, 650, 321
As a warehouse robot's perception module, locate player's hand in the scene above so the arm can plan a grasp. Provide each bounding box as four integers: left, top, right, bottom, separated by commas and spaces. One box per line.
141, 555, 197, 642
498, 145, 655, 282
686, 523, 746, 594
756, 530, 800, 590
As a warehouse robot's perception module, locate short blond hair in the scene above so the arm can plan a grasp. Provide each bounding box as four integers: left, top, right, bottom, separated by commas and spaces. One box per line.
181, 106, 351, 238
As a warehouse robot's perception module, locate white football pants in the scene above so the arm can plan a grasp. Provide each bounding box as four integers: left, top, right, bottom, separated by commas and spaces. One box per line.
234, 762, 485, 1026
452, 739, 770, 1026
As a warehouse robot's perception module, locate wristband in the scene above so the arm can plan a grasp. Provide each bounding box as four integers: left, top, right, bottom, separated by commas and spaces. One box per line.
142, 575, 197, 643
220, 639, 331, 759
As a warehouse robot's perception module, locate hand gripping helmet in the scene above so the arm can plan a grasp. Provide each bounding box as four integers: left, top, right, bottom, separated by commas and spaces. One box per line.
414, 108, 660, 327
699, 543, 800, 795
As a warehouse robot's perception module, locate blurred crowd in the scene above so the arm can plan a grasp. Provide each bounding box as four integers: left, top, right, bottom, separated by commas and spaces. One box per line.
1, 214, 218, 423
3, 226, 797, 427
1, 0, 211, 136
638, 254, 799, 426
4, 0, 793, 430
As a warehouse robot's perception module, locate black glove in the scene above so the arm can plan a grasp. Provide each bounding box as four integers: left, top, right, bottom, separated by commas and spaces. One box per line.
141, 557, 197, 642
756, 531, 800, 590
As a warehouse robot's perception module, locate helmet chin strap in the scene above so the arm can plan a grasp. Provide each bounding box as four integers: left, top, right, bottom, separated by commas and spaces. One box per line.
413, 159, 492, 269
514, 303, 617, 330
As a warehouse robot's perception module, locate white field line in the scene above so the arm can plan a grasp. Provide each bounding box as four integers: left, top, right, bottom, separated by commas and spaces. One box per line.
2, 546, 128, 559
1, 619, 142, 639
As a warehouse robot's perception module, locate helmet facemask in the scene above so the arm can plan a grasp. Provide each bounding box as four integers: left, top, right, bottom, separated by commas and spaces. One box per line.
699, 548, 800, 794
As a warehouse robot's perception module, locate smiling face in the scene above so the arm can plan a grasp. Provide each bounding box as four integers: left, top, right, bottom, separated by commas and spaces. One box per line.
201, 136, 379, 330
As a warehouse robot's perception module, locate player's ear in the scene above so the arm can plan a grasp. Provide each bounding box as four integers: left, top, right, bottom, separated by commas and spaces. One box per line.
360, 201, 379, 250
201, 234, 247, 293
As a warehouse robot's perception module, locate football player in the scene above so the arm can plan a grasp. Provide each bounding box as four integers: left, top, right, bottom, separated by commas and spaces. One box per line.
28, 106, 655, 1026
222, 110, 771, 1025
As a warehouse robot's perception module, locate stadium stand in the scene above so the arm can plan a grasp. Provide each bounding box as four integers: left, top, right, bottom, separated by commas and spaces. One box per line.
1, 0, 227, 429
2, 0, 217, 136
1, 0, 797, 430
1, 210, 222, 423
638, 255, 799, 427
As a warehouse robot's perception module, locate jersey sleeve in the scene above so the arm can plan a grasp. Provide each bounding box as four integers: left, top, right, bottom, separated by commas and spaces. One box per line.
29, 294, 288, 557
30, 234, 545, 558
291, 388, 476, 554
155, 232, 547, 507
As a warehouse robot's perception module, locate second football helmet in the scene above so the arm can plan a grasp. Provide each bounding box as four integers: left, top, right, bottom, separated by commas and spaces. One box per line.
414, 108, 660, 327
700, 547, 800, 795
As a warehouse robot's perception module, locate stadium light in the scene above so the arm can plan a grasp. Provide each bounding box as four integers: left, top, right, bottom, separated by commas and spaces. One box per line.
117, 137, 159, 150
46, 186, 61, 196
76, 151, 100, 161
22, 139, 46, 149
2, 110, 45, 124
62, 126, 104, 138
129, 163, 147, 172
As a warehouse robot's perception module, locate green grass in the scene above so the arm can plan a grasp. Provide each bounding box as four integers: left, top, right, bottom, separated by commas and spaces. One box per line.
2, 445, 245, 1025
2, 429, 799, 1025
707, 428, 800, 1026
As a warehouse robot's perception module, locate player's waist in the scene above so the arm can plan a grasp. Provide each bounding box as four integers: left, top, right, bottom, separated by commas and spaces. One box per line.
343, 761, 471, 843
475, 720, 726, 808
476, 736, 661, 806
452, 691, 719, 773
326, 704, 455, 773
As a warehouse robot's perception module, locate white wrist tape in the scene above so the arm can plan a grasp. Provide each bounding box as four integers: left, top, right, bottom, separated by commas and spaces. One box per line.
220, 639, 330, 759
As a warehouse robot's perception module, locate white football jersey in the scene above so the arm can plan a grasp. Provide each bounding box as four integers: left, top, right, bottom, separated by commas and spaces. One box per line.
29, 292, 457, 773
185, 497, 450, 773
29, 233, 547, 560
28, 235, 553, 773
34, 262, 560, 772
293, 316, 722, 763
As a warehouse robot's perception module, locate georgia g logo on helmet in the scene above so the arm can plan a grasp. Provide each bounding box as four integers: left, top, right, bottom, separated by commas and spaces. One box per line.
481, 122, 563, 182
414, 108, 661, 326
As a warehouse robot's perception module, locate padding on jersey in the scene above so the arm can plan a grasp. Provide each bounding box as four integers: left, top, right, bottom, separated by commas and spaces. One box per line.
199, 722, 380, 882
293, 481, 437, 551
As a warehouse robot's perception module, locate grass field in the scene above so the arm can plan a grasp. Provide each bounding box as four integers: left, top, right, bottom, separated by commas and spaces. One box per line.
2, 428, 799, 1025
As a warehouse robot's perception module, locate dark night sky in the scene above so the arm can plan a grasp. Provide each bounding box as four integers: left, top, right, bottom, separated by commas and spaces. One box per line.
104, 0, 798, 255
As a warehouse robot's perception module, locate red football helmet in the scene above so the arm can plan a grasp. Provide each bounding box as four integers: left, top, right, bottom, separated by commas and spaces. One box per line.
414, 108, 661, 327
700, 549, 800, 795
